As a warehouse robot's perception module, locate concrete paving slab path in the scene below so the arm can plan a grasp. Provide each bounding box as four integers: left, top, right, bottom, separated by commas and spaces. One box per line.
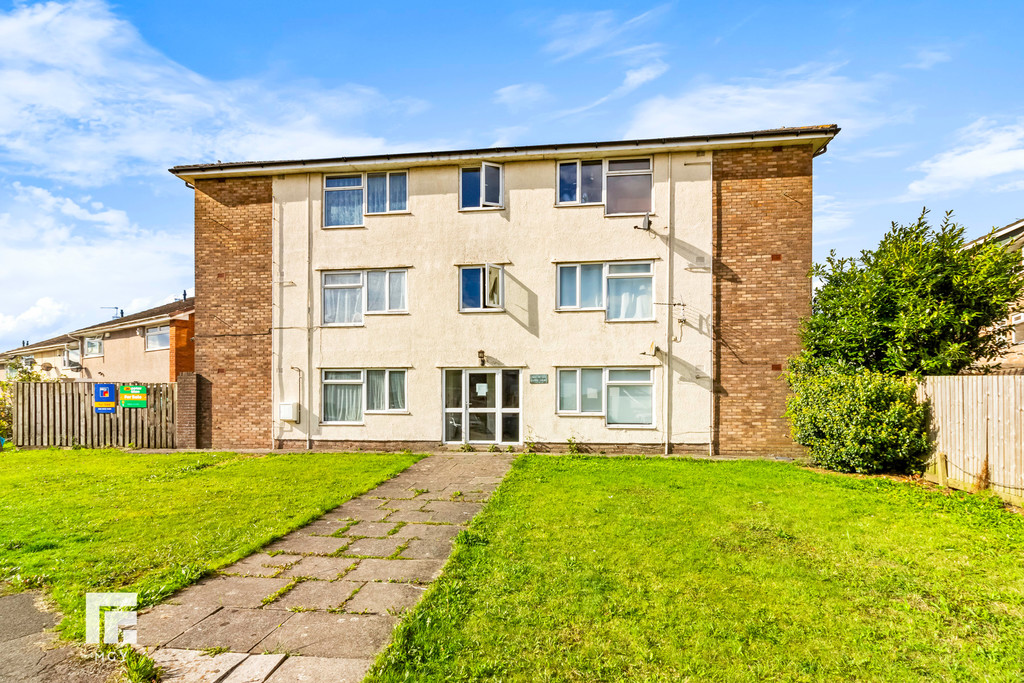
136, 453, 514, 682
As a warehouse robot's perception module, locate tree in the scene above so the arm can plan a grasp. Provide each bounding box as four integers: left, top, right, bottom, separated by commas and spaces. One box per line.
802, 209, 1024, 375
0, 356, 45, 442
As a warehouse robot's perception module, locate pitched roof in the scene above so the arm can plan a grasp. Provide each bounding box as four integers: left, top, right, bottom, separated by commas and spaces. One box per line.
0, 297, 194, 358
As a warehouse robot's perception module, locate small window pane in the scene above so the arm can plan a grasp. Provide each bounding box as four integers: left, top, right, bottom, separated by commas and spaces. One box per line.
558, 162, 578, 203
581, 161, 603, 203
486, 266, 501, 308
461, 168, 481, 208
606, 174, 651, 214
324, 370, 361, 381
366, 370, 386, 410
389, 271, 407, 311
324, 287, 363, 324
445, 370, 463, 409
324, 272, 361, 286
608, 263, 651, 275
468, 372, 495, 409
326, 176, 361, 188
607, 277, 653, 320
581, 264, 603, 308
501, 413, 519, 443
469, 413, 496, 441
389, 172, 408, 211
502, 369, 519, 409
147, 326, 170, 350
484, 164, 501, 205
366, 271, 387, 312
445, 412, 463, 441
461, 267, 482, 309
324, 383, 362, 422
581, 369, 603, 412
608, 369, 651, 382
608, 159, 650, 172
389, 371, 406, 410
325, 188, 363, 226
367, 173, 387, 213
558, 370, 578, 412
607, 385, 653, 425
559, 265, 578, 308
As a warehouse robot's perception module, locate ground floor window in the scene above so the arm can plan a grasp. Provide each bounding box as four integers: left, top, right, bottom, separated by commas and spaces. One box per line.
443, 368, 520, 443
322, 369, 407, 423
557, 367, 654, 426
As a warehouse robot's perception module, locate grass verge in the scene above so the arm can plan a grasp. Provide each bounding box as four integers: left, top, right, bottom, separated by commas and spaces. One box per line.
370, 454, 1024, 682
0, 448, 420, 639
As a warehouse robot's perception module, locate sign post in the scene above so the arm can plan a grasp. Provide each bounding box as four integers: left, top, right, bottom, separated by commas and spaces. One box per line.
118, 385, 148, 409
94, 383, 116, 414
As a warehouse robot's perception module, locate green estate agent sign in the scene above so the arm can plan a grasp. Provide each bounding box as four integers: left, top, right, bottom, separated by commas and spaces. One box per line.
118, 385, 148, 408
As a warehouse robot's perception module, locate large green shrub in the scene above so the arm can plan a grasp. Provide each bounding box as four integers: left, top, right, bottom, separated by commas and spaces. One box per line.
785, 358, 930, 474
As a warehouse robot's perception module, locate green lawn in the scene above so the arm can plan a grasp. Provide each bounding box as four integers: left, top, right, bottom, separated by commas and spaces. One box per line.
0, 448, 420, 639
371, 454, 1024, 682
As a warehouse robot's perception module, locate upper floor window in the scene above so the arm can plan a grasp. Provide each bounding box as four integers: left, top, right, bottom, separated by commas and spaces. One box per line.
460, 163, 503, 209
557, 158, 652, 215
325, 171, 409, 227
323, 269, 408, 325
146, 325, 170, 351
63, 347, 81, 368
84, 336, 103, 357
557, 261, 654, 321
460, 264, 504, 312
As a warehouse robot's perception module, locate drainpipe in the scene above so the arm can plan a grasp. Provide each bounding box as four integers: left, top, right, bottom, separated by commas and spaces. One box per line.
664, 154, 675, 457
708, 154, 716, 458
305, 174, 314, 451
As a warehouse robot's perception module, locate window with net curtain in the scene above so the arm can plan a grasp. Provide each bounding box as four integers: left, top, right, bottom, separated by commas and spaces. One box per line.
557, 262, 652, 320
556, 367, 653, 425
324, 270, 407, 325
323, 369, 407, 423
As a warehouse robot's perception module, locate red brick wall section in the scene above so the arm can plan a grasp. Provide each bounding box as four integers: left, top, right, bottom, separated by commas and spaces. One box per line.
194, 177, 273, 449
712, 146, 814, 457
176, 371, 197, 449
169, 315, 195, 381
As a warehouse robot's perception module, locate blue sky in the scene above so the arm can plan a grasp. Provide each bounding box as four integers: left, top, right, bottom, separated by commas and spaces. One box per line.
1, 0, 1022, 351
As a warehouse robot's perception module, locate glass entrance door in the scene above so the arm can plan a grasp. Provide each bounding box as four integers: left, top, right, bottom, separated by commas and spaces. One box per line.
443, 369, 520, 444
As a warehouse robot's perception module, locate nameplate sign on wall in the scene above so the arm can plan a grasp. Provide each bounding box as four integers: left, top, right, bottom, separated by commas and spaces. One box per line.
529, 374, 549, 384
119, 385, 148, 408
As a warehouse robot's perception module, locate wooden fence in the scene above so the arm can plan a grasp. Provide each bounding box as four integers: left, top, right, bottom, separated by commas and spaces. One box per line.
12, 382, 177, 449
918, 375, 1024, 505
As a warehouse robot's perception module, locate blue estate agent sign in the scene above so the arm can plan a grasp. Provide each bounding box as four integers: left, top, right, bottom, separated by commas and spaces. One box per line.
94, 383, 116, 414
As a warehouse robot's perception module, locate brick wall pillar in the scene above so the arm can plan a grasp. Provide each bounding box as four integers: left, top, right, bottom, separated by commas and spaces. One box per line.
176, 371, 197, 450
712, 145, 814, 457
169, 316, 195, 382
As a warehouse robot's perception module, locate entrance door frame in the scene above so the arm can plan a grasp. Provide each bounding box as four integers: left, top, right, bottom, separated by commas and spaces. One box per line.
442, 368, 522, 445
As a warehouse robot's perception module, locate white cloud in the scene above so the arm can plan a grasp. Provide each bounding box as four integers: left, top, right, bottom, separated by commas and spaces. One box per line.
555, 59, 669, 119
904, 48, 951, 70
0, 183, 193, 349
906, 118, 1024, 198
543, 6, 669, 61
494, 83, 548, 111
0, 298, 67, 338
624, 63, 902, 139
0, 0, 428, 184
814, 194, 854, 235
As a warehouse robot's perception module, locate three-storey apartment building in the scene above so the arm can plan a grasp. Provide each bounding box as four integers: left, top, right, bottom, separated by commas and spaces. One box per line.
170, 125, 838, 454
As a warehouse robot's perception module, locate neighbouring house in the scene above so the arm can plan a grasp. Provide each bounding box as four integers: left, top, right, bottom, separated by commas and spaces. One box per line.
964, 217, 1024, 371
0, 298, 195, 383
169, 125, 839, 454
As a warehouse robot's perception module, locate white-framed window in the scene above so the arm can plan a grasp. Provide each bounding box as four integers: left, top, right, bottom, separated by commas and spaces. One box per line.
324, 171, 409, 227
323, 269, 408, 325
145, 325, 170, 351
557, 157, 652, 215
84, 336, 103, 357
322, 369, 407, 424
62, 346, 81, 368
557, 261, 654, 321
557, 367, 654, 426
460, 162, 503, 209
459, 264, 504, 312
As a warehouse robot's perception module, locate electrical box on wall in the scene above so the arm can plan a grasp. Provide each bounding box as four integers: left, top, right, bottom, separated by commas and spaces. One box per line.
279, 402, 300, 423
